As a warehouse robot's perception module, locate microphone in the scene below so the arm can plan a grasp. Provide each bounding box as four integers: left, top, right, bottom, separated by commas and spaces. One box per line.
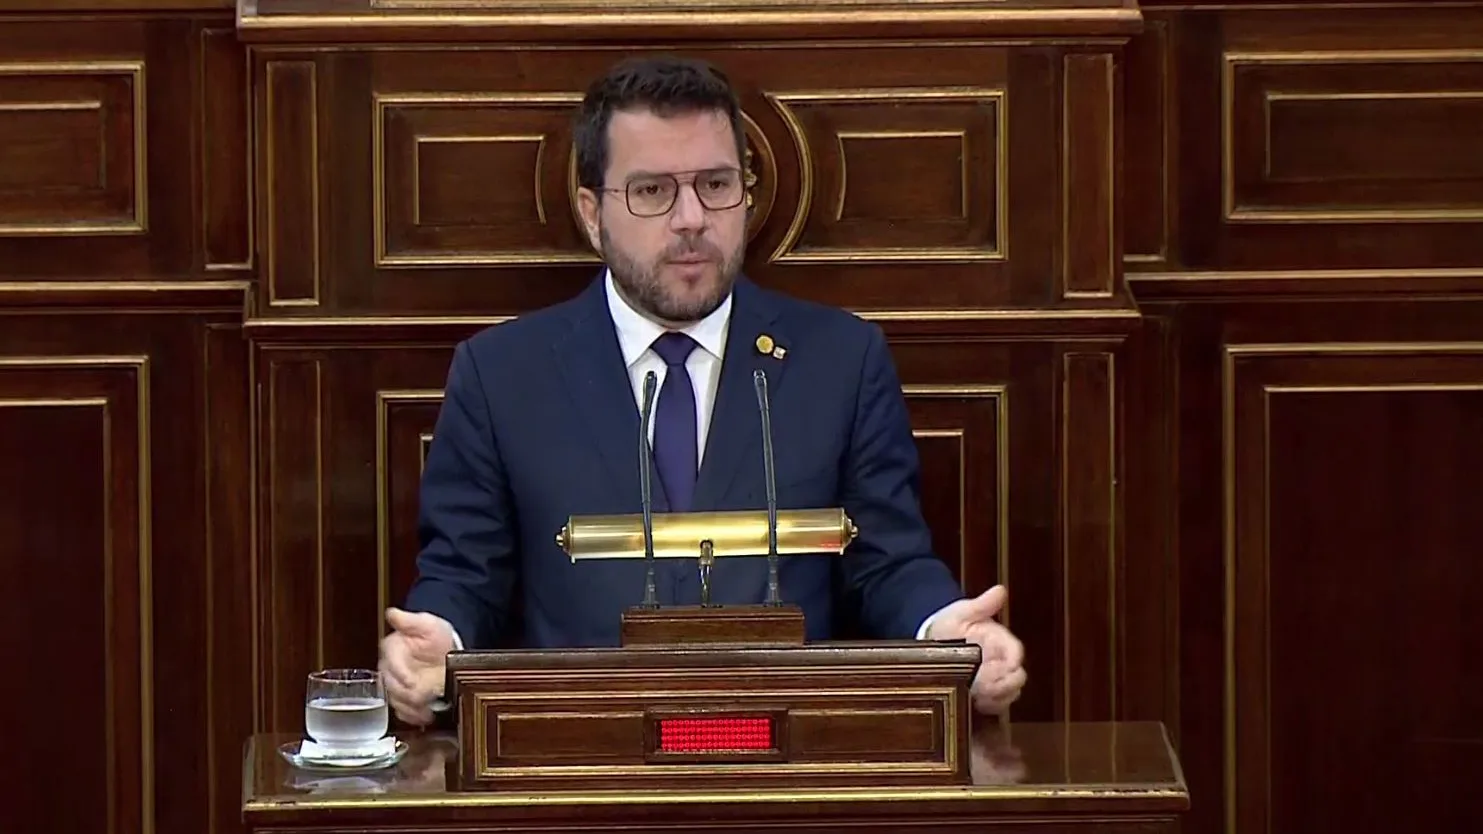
638, 370, 660, 608
753, 368, 781, 606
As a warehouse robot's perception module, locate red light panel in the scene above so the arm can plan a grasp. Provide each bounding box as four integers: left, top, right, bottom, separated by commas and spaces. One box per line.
657, 717, 773, 753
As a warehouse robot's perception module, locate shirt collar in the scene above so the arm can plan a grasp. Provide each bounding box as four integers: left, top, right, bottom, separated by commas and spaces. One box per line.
605, 269, 731, 367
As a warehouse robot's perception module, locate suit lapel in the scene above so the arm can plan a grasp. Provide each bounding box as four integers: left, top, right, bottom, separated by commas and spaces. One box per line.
552, 276, 670, 512
692, 279, 790, 511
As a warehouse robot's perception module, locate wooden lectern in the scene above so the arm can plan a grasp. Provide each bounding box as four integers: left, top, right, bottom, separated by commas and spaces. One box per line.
445, 505, 981, 792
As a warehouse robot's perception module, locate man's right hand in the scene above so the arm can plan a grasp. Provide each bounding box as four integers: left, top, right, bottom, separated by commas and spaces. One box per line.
378, 607, 454, 726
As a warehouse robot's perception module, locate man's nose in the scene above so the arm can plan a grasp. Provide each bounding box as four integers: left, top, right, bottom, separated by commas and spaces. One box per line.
668, 182, 707, 231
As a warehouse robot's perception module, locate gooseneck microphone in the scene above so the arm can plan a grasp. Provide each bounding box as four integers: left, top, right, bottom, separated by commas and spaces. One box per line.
638, 370, 660, 608
753, 368, 782, 606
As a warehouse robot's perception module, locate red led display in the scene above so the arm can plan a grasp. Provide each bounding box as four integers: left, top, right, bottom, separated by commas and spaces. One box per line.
656, 717, 774, 753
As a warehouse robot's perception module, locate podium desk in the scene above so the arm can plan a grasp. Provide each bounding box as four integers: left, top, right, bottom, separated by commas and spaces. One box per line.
243, 721, 1187, 833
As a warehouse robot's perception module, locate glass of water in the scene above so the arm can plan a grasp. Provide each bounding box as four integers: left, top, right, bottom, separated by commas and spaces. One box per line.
304, 668, 389, 749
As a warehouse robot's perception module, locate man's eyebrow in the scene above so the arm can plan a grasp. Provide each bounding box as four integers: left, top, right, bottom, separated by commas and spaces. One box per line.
623, 165, 736, 181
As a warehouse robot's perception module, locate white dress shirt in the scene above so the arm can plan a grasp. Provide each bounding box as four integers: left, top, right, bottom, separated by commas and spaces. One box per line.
604, 271, 731, 462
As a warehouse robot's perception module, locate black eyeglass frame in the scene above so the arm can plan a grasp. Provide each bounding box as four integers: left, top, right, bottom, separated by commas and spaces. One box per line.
593, 167, 748, 218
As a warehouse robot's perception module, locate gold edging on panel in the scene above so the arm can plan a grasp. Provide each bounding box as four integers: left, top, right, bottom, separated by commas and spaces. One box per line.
473, 688, 958, 778
0, 280, 250, 293
902, 384, 1011, 634
310, 362, 325, 668
765, 87, 1007, 264
460, 664, 975, 684
372, 91, 600, 268
0, 356, 152, 834
249, 342, 262, 736
375, 390, 446, 633
240, 308, 1141, 328
830, 130, 971, 223
408, 134, 550, 226
262, 356, 329, 718
912, 427, 968, 584
199, 28, 256, 272
0, 62, 148, 237
1223, 50, 1483, 224
1221, 340, 1483, 834
200, 332, 218, 834
1125, 17, 1172, 264
1059, 351, 1118, 722
264, 60, 323, 307
243, 784, 1188, 811
264, 358, 280, 724
237, 8, 1144, 33
1062, 54, 1117, 299
1128, 267, 1483, 283
372, 0, 1105, 9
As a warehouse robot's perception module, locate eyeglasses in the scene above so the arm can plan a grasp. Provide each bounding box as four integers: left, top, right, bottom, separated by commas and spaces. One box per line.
600, 167, 746, 218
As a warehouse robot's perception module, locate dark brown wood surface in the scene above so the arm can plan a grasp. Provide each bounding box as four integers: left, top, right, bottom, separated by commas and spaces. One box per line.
242, 721, 1187, 832
2, 1, 1482, 833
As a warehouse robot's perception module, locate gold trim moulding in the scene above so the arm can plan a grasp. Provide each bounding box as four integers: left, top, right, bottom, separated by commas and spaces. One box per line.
557, 508, 856, 561
236, 6, 1143, 42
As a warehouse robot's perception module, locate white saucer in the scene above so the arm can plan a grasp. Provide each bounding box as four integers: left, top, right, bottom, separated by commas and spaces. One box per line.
278, 739, 409, 772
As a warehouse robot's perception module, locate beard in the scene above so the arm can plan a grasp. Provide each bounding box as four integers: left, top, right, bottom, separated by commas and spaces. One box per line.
600, 225, 743, 324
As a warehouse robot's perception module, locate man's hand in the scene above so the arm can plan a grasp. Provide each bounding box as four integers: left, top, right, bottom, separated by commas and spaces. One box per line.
926, 585, 1026, 715
378, 607, 454, 726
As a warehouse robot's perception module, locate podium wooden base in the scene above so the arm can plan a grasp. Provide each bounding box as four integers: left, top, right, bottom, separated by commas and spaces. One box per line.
445, 605, 979, 792
620, 602, 807, 646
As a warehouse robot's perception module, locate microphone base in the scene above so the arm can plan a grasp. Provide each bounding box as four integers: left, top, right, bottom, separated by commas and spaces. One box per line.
621, 603, 806, 647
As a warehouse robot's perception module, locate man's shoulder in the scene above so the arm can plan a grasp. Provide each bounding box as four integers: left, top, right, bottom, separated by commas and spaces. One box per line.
459, 293, 585, 359
753, 282, 884, 354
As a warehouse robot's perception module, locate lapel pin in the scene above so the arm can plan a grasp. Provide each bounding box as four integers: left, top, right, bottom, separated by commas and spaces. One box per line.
772, 346, 786, 360
755, 334, 775, 355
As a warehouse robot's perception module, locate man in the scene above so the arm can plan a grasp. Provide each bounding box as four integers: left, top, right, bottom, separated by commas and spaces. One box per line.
379, 55, 1026, 726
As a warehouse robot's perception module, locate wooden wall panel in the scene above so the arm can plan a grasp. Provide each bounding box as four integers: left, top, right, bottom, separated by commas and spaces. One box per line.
1124, 5, 1483, 833
0, 16, 246, 280
1226, 341, 1483, 834
248, 43, 1134, 317
1154, 300, 1483, 834
0, 357, 149, 834
0, 300, 248, 834
1135, 5, 1483, 275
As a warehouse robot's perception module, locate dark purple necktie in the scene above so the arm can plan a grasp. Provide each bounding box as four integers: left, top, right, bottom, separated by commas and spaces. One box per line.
650, 332, 699, 512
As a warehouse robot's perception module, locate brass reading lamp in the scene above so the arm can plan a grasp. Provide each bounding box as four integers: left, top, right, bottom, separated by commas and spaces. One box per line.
553, 369, 857, 645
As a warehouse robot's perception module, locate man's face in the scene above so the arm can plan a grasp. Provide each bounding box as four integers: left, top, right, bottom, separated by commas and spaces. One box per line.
577, 107, 747, 325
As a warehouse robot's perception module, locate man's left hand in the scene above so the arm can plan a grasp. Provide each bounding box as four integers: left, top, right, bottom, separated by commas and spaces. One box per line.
926, 585, 1027, 715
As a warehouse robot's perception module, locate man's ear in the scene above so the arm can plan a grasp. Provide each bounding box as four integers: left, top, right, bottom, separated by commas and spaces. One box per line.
576, 188, 602, 253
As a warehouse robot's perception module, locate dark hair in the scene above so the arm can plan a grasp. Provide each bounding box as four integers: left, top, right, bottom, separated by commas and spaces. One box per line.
573, 55, 746, 191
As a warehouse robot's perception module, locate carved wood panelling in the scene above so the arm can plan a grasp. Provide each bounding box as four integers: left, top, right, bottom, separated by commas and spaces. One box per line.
247, 46, 1125, 318
0, 356, 151, 834
1151, 6, 1483, 273
1123, 17, 1172, 265
258, 59, 320, 306
0, 17, 242, 281
1061, 55, 1116, 299
766, 87, 1005, 265
200, 27, 253, 271
1223, 341, 1483, 834
1224, 52, 1483, 224
1060, 350, 1117, 721
0, 61, 146, 235
902, 384, 1008, 594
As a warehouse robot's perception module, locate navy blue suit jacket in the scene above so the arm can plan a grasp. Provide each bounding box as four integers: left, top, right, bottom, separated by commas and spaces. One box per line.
404, 273, 965, 649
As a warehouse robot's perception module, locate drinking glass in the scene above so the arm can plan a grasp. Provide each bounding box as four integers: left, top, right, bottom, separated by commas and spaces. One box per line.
304, 668, 389, 749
